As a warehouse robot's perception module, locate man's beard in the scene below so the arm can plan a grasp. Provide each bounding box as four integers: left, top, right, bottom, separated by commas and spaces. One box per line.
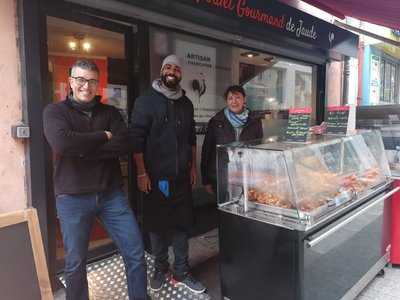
161, 74, 181, 89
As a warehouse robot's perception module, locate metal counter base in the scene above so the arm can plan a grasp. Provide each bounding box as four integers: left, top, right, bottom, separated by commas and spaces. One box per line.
218, 193, 391, 300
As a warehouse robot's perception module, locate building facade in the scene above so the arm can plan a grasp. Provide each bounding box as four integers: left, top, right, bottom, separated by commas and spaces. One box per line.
4, 0, 362, 289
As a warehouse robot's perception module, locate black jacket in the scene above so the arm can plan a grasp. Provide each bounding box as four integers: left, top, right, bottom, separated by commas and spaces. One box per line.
130, 88, 196, 180
201, 109, 263, 185
43, 97, 130, 195
130, 88, 196, 232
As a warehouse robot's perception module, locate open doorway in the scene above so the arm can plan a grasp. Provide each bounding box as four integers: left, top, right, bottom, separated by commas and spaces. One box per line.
46, 15, 135, 270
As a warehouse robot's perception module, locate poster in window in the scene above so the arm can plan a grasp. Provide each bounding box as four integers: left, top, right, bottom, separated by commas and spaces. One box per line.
106, 84, 128, 124
175, 40, 217, 124
370, 55, 380, 105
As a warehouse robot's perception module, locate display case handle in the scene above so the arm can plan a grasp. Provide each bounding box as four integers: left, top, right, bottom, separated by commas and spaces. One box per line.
305, 187, 400, 248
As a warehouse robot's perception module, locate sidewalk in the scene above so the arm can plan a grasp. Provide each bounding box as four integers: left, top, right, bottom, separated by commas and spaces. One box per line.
54, 230, 400, 300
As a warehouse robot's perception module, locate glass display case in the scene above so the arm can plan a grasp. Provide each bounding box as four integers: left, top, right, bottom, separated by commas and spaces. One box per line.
378, 126, 400, 177
217, 130, 391, 229
356, 104, 400, 177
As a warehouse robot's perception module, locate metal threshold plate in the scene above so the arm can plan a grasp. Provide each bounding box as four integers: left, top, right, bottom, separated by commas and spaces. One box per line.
59, 252, 211, 299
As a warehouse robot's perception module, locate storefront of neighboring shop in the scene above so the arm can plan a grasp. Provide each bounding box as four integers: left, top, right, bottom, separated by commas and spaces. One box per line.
18, 0, 359, 290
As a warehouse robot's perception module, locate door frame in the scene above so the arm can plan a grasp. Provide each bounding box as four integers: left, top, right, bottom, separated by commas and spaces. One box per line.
18, 0, 150, 290
45, 3, 140, 271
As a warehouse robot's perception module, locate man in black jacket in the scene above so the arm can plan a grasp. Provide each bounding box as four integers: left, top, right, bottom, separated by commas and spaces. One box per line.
43, 59, 147, 300
131, 55, 206, 294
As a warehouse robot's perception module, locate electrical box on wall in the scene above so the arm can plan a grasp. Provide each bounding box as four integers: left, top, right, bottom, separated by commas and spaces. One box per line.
11, 124, 30, 139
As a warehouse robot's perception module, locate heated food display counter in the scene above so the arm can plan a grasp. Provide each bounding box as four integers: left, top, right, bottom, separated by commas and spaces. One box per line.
356, 106, 400, 264
217, 131, 397, 300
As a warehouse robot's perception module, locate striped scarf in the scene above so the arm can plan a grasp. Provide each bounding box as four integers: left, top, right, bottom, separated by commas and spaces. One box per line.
224, 107, 249, 128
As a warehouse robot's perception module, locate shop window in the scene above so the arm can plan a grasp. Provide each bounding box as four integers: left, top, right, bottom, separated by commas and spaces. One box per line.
243, 66, 286, 111
295, 71, 312, 108
149, 27, 317, 124
380, 58, 398, 104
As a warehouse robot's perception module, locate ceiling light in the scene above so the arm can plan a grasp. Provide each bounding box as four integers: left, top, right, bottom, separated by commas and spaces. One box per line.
68, 33, 92, 53
82, 42, 91, 52
240, 51, 259, 58
68, 41, 77, 51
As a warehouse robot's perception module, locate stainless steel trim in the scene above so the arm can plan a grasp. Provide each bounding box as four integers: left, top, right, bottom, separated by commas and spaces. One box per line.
304, 181, 391, 231
219, 182, 392, 231
306, 187, 400, 248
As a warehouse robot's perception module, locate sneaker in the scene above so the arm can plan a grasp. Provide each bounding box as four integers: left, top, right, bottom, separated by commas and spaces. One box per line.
174, 273, 206, 294
150, 269, 167, 292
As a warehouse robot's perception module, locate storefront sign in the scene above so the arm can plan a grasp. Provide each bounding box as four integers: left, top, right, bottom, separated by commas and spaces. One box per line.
285, 107, 311, 142
194, 0, 318, 41
186, 0, 354, 51
118, 0, 358, 57
326, 105, 349, 134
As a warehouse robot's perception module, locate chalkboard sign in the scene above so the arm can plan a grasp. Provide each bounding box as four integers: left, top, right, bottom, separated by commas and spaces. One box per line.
0, 209, 53, 300
285, 107, 312, 142
326, 106, 349, 134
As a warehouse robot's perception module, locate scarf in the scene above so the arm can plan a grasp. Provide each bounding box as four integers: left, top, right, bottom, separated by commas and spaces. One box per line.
69, 96, 99, 117
152, 78, 183, 100
224, 107, 249, 128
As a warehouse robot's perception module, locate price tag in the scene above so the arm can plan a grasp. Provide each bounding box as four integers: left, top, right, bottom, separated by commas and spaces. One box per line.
326, 106, 349, 134
285, 107, 312, 142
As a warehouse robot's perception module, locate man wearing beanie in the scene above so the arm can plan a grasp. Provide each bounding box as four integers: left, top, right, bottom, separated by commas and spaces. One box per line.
131, 54, 206, 294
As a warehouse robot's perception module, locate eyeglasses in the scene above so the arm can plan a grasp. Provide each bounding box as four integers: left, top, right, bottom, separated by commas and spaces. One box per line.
71, 76, 99, 87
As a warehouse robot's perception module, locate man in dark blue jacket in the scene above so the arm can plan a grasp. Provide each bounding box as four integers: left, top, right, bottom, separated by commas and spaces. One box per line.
43, 59, 147, 300
131, 55, 206, 294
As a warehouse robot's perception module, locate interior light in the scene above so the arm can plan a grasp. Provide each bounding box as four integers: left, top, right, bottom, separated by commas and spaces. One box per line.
240, 51, 259, 58
68, 41, 77, 51
82, 42, 91, 52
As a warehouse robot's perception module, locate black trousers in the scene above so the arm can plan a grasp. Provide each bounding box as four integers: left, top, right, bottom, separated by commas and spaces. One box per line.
149, 229, 189, 279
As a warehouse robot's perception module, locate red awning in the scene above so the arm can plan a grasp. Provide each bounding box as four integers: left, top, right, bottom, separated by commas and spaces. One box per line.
297, 0, 400, 30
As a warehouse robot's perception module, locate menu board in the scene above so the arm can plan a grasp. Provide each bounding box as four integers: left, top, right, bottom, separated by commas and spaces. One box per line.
285, 107, 312, 142
326, 106, 349, 134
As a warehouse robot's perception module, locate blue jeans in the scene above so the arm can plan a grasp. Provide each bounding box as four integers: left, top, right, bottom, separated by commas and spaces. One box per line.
56, 188, 147, 300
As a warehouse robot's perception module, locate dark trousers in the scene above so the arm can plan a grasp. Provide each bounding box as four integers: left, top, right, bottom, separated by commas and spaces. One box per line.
149, 229, 189, 279
56, 188, 147, 300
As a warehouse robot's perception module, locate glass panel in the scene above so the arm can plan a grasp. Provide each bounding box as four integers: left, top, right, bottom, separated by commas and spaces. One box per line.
149, 27, 317, 122
380, 59, 385, 102
243, 66, 286, 111
216, 132, 389, 229
244, 60, 314, 112
295, 70, 312, 108
391, 64, 396, 103
383, 61, 392, 102
47, 16, 127, 262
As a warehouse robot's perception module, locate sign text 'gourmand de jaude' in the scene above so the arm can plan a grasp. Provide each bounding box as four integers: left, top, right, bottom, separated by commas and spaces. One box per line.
193, 0, 325, 44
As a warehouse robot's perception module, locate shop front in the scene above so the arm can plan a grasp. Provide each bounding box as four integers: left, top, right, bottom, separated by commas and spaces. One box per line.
19, 0, 359, 291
